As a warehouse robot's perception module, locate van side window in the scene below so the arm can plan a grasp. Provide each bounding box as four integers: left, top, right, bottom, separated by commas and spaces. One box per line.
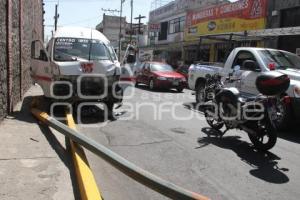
31, 41, 48, 62
232, 51, 257, 71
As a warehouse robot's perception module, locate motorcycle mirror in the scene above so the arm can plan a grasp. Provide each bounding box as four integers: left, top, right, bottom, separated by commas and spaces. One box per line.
233, 65, 241, 73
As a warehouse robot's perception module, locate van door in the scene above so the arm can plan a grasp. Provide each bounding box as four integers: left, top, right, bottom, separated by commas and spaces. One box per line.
31, 40, 52, 97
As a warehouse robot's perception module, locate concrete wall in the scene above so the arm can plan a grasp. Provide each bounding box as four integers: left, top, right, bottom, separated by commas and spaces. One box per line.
0, 0, 44, 121
0, 1, 8, 120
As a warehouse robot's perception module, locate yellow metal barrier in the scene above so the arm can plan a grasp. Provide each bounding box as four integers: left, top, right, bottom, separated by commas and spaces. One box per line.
66, 113, 103, 200
31, 102, 210, 200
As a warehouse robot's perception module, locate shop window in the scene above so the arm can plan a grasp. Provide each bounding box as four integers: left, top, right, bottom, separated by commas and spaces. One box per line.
281, 7, 300, 27
149, 31, 158, 38
158, 22, 168, 41
169, 17, 185, 34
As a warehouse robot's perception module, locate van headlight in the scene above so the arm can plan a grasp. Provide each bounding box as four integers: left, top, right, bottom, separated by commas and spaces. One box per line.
294, 86, 300, 98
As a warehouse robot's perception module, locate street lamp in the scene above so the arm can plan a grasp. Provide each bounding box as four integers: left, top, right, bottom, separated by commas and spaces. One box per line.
119, 0, 125, 61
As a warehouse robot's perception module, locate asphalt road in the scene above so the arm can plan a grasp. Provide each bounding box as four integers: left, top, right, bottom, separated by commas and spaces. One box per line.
79, 85, 300, 200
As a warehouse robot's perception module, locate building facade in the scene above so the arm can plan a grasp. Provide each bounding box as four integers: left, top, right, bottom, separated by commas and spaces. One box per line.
0, 0, 44, 120
184, 0, 268, 63
96, 14, 147, 55
147, 0, 228, 66
266, 0, 300, 54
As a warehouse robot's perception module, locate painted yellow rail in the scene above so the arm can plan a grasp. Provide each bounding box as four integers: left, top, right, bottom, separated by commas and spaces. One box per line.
66, 113, 103, 200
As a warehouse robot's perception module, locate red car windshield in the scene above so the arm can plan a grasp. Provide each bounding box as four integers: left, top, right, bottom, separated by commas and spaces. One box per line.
151, 64, 174, 72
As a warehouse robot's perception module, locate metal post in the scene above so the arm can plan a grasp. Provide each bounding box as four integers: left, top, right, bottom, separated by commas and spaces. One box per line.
118, 0, 124, 61
197, 37, 202, 62
130, 0, 133, 44
134, 14, 146, 48
54, 4, 59, 31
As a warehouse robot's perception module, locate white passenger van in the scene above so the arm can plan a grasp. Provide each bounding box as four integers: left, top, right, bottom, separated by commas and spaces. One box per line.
30, 26, 123, 110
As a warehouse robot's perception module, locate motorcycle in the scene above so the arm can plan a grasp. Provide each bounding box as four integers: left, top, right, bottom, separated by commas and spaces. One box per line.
203, 63, 290, 151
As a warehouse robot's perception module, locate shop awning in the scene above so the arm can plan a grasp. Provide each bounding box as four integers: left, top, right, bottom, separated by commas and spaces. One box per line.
140, 42, 184, 52
247, 26, 300, 37
196, 26, 300, 42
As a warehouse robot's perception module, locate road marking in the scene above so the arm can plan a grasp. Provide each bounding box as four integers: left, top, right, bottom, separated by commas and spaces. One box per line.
66, 113, 103, 200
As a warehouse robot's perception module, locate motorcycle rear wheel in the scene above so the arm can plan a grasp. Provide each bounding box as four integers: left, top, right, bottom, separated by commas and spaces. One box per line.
247, 119, 277, 151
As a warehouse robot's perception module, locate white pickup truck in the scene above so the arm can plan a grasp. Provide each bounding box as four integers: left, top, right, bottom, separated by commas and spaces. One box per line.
189, 47, 300, 129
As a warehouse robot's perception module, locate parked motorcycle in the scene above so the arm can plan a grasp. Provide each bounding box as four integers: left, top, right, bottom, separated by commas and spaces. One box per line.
203, 63, 290, 151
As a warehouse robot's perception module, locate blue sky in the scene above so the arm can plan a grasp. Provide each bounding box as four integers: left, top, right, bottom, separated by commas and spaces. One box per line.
44, 0, 154, 40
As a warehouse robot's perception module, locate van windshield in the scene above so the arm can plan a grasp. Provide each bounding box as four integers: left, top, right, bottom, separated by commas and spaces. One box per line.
54, 38, 113, 62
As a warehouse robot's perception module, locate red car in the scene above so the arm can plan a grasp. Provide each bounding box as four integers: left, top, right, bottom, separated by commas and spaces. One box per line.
176, 65, 189, 81
135, 62, 187, 92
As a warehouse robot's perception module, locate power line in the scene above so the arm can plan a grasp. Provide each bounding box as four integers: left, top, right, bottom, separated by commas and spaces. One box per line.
60, 15, 101, 26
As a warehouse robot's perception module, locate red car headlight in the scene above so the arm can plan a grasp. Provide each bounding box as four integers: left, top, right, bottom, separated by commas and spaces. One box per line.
157, 77, 167, 80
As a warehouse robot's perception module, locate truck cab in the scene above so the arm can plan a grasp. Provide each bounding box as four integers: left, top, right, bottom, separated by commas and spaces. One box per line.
31, 27, 123, 108
189, 47, 300, 129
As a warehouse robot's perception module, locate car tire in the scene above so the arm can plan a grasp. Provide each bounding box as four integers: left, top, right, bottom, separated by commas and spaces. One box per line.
105, 101, 116, 121
195, 82, 206, 104
177, 87, 184, 93
149, 79, 155, 90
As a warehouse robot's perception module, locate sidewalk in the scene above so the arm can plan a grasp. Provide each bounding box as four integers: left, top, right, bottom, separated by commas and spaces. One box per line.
0, 85, 77, 200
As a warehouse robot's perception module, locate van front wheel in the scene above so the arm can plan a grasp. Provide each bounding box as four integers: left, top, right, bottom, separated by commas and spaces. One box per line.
105, 101, 116, 121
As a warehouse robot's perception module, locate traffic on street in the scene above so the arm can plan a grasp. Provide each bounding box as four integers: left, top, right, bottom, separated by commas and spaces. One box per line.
1, 0, 300, 200
79, 85, 299, 200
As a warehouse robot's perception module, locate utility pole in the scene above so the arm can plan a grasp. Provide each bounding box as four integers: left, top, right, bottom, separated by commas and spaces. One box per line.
134, 14, 146, 35
130, 0, 133, 44
119, 0, 125, 61
134, 15, 145, 49
54, 4, 59, 31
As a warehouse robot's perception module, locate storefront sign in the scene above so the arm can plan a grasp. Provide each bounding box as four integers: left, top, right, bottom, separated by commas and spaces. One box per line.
149, 23, 161, 32
185, 0, 267, 41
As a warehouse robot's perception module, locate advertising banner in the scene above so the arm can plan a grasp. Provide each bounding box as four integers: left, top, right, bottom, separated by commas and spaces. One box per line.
149, 23, 161, 32
185, 0, 268, 41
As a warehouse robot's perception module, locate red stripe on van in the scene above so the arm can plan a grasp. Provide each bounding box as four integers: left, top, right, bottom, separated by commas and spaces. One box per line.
32, 75, 52, 82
